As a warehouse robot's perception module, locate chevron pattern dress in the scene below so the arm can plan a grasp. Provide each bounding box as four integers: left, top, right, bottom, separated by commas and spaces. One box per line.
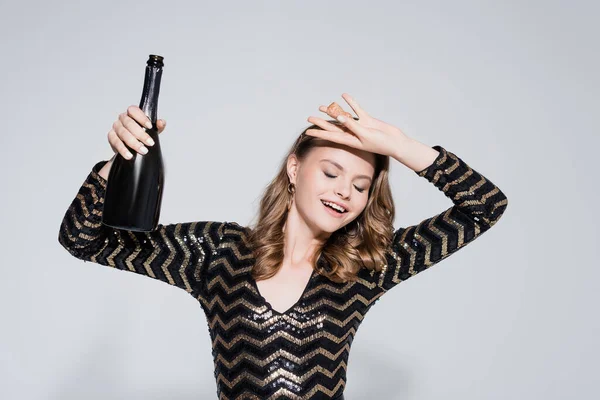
58, 145, 508, 399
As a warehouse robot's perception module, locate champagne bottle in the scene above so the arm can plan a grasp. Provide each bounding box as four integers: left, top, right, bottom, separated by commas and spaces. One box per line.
102, 54, 165, 232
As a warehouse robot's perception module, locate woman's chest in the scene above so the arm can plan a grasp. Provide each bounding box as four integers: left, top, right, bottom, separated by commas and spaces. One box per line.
202, 265, 382, 342
253, 264, 316, 315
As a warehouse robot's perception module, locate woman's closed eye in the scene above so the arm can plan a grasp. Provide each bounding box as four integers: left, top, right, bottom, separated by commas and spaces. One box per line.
323, 171, 366, 193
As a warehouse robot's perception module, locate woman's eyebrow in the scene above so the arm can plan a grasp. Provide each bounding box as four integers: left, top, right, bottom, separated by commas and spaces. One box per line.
320, 159, 372, 182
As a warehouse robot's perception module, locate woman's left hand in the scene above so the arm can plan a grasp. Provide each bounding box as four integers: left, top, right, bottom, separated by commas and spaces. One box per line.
306, 93, 410, 158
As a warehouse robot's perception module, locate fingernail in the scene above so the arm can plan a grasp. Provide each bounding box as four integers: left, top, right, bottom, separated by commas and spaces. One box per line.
337, 115, 346, 123
146, 138, 155, 146
125, 152, 133, 159
139, 145, 148, 154
145, 120, 153, 129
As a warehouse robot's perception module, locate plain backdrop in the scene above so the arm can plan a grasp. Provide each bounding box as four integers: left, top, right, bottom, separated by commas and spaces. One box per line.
1, 0, 598, 399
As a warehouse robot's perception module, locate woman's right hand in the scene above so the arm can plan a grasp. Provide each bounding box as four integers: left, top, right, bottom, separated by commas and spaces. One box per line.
108, 105, 167, 159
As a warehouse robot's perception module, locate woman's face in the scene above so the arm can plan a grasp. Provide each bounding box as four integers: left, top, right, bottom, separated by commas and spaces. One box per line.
287, 140, 376, 234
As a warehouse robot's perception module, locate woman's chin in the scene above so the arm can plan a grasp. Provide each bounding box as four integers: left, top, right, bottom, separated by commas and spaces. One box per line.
315, 218, 346, 235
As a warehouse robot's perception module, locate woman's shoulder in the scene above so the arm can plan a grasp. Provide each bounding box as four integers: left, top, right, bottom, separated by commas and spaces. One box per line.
220, 221, 253, 250
222, 221, 251, 237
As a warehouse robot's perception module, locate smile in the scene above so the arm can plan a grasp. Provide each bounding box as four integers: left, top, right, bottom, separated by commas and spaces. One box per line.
321, 200, 347, 217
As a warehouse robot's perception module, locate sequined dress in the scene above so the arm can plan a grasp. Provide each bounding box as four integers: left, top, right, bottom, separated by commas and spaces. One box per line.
58, 145, 508, 399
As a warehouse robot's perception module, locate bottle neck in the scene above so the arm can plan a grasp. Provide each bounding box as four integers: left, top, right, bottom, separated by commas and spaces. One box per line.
139, 65, 162, 124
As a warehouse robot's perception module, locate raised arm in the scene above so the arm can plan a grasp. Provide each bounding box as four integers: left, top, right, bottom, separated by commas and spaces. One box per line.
58, 160, 228, 300
376, 145, 508, 291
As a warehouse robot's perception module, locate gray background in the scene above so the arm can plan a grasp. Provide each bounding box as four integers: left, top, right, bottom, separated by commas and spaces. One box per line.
1, 0, 597, 399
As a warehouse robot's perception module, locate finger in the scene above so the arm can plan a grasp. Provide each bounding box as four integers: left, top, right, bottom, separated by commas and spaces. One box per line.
336, 113, 369, 137
108, 129, 134, 160
305, 128, 362, 149
319, 105, 336, 118
157, 119, 167, 134
307, 116, 346, 132
119, 113, 156, 147
113, 118, 150, 155
341, 93, 368, 119
127, 105, 153, 129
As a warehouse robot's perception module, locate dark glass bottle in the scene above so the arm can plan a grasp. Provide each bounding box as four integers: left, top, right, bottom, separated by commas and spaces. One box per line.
102, 54, 165, 232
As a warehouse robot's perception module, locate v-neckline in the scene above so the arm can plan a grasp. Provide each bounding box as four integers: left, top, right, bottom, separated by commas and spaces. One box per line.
250, 269, 316, 315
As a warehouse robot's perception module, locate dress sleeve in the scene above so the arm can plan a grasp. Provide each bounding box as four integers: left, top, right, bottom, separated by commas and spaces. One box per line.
57, 160, 227, 300
376, 145, 508, 292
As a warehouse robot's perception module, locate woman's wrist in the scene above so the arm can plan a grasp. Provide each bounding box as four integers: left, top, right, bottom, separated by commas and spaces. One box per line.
98, 154, 116, 181
392, 137, 440, 173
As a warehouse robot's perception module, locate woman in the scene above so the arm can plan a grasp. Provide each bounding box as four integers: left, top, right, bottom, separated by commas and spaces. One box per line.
58, 93, 508, 399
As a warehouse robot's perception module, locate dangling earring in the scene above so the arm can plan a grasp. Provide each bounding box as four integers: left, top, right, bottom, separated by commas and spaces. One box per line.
287, 182, 295, 211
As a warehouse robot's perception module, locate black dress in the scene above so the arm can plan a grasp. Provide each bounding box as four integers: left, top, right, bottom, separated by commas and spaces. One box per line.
58, 145, 507, 399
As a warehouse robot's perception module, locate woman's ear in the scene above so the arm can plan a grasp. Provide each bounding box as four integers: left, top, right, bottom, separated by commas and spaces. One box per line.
287, 154, 299, 185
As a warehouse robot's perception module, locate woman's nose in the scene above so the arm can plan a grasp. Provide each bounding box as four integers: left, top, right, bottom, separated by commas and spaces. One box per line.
336, 185, 351, 199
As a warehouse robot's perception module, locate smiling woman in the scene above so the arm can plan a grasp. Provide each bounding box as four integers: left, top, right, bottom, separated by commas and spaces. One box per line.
249, 129, 390, 284
58, 93, 507, 399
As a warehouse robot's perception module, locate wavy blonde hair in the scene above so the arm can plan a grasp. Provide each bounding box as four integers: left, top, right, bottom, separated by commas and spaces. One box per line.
247, 119, 396, 284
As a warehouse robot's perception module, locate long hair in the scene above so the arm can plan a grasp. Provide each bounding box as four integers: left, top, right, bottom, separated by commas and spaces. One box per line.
246, 119, 396, 284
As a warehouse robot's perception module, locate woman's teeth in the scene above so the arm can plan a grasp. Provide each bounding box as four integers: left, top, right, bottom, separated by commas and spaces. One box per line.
322, 200, 347, 213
